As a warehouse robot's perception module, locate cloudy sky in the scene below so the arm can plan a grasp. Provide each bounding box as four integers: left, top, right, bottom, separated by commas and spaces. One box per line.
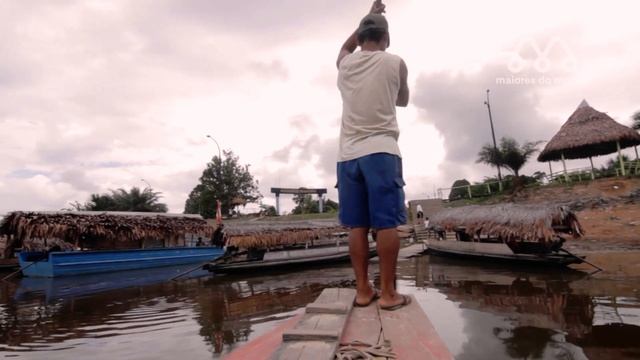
1, 0, 639, 214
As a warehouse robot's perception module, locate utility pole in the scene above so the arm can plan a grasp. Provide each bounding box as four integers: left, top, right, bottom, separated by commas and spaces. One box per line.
206, 134, 223, 218
484, 89, 503, 191
206, 135, 222, 161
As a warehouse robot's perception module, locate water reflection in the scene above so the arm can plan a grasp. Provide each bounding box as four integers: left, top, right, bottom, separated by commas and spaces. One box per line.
1, 256, 640, 359
400, 256, 640, 359
0, 263, 356, 359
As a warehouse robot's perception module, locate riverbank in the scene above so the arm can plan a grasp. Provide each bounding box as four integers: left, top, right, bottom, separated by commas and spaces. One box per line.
487, 177, 640, 278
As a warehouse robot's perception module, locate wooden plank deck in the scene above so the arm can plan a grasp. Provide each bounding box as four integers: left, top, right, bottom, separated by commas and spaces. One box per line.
272, 288, 355, 360
341, 295, 452, 360
225, 288, 452, 360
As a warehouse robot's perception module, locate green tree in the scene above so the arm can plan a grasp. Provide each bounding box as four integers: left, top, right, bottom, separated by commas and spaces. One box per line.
448, 179, 470, 201
72, 187, 168, 212
259, 203, 277, 217
184, 150, 262, 218
292, 194, 310, 214
498, 138, 542, 177
476, 144, 503, 176
603, 154, 631, 172
291, 194, 339, 214
477, 137, 541, 177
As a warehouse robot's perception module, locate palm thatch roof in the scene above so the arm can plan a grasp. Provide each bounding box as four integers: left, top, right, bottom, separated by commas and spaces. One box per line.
0, 211, 213, 249
429, 204, 584, 242
225, 226, 346, 249
220, 220, 345, 248
538, 100, 640, 162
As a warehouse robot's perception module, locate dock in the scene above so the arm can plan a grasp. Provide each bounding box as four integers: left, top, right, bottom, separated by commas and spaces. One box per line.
225, 287, 452, 360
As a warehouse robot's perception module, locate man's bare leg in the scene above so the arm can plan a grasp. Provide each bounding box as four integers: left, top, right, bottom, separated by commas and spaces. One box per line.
375, 227, 405, 307
349, 227, 375, 305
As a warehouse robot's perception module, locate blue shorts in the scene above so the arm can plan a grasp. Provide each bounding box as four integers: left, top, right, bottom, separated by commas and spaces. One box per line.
337, 153, 407, 229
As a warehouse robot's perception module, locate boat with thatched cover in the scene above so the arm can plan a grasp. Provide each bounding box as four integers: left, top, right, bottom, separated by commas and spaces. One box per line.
0, 211, 224, 277
426, 204, 585, 266
203, 221, 374, 273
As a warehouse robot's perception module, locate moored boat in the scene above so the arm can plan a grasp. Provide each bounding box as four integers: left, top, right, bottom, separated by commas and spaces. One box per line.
425, 204, 586, 266
203, 223, 374, 273
205, 241, 375, 273
1, 211, 223, 277
18, 246, 223, 277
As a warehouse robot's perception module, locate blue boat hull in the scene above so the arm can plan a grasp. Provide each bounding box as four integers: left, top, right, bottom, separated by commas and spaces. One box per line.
15, 263, 211, 302
18, 247, 224, 278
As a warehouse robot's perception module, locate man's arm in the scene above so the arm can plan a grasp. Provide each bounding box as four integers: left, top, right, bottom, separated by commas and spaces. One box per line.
336, 30, 359, 69
396, 59, 409, 107
336, 1, 386, 68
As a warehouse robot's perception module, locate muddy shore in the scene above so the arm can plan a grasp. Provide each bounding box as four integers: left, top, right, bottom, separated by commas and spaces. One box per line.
503, 178, 640, 278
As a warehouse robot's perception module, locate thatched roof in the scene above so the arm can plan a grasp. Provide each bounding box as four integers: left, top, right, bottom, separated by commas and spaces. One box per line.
216, 219, 345, 248
225, 226, 346, 248
0, 211, 213, 248
538, 100, 640, 162
429, 203, 584, 242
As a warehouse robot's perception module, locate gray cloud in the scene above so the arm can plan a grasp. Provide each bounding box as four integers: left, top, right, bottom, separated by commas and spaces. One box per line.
413, 64, 559, 173
269, 134, 338, 175
149, 0, 365, 42
58, 169, 96, 192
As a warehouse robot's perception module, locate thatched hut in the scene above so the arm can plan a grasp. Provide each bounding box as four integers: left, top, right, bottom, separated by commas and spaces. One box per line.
429, 203, 583, 243
0, 211, 214, 253
538, 100, 640, 180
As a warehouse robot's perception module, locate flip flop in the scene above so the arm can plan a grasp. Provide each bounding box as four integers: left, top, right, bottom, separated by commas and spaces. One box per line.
353, 290, 380, 307
380, 294, 412, 311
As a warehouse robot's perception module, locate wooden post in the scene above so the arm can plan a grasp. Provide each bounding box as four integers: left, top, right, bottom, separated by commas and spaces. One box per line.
548, 161, 553, 178
561, 153, 569, 182
486, 183, 491, 194
635, 146, 639, 175
467, 185, 472, 199
617, 141, 626, 176
589, 156, 595, 180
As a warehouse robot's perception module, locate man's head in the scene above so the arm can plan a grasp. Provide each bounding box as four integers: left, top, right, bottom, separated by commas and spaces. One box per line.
357, 14, 389, 50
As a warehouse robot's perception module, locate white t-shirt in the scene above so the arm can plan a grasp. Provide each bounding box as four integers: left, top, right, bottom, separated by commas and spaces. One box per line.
337, 50, 403, 162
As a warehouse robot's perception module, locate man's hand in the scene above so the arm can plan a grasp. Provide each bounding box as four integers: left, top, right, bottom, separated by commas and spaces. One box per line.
370, 1, 386, 14
337, 1, 387, 68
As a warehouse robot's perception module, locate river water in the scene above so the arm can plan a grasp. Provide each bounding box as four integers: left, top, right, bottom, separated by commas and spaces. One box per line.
1, 254, 639, 359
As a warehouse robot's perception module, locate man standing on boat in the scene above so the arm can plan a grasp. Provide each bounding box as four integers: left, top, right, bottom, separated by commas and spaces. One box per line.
336, 0, 410, 310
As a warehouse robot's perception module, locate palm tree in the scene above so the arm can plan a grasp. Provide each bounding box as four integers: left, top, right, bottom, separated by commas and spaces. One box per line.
477, 137, 542, 177
498, 138, 542, 177
78, 187, 168, 212
110, 187, 168, 212
476, 144, 503, 175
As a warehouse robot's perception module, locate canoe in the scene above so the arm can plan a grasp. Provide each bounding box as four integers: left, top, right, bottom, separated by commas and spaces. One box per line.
225, 287, 453, 360
18, 246, 224, 278
205, 243, 375, 274
424, 204, 586, 266
425, 238, 583, 266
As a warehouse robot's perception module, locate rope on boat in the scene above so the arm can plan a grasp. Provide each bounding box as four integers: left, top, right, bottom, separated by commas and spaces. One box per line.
559, 248, 604, 272
335, 340, 396, 360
